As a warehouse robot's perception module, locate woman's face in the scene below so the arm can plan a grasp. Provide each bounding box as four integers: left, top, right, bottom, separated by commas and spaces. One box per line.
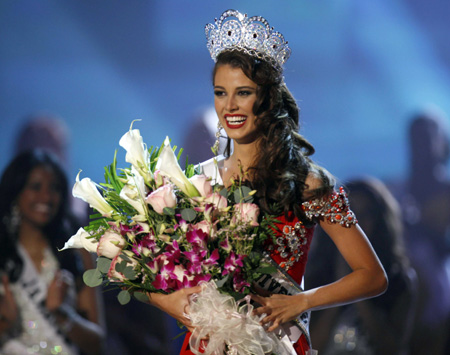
214, 64, 259, 145
17, 165, 62, 228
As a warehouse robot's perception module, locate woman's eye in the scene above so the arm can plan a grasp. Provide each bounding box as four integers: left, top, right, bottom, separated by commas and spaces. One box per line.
238, 91, 252, 96
214, 90, 225, 97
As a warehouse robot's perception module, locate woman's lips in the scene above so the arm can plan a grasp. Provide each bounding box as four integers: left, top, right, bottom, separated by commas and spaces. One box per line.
224, 115, 247, 129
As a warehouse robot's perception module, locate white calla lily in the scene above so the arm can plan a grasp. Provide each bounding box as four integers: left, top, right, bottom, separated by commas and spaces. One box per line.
120, 185, 148, 218
60, 228, 99, 253
119, 166, 148, 217
156, 137, 200, 197
119, 121, 151, 183
73, 171, 114, 217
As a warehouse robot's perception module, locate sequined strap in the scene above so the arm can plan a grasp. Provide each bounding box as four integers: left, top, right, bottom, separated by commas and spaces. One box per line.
301, 186, 357, 227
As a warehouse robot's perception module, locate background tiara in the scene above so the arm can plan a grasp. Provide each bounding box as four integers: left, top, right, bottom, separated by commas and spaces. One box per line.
205, 9, 291, 69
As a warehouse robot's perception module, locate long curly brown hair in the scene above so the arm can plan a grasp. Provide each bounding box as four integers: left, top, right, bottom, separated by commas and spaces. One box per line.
213, 50, 334, 218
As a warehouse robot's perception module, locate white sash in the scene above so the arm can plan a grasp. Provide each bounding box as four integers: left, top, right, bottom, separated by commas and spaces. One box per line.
1, 245, 77, 355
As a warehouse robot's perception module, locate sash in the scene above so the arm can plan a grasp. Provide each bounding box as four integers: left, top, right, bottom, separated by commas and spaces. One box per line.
1, 246, 77, 355
255, 253, 312, 349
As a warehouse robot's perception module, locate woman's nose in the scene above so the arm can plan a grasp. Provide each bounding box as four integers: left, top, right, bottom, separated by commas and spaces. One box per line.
225, 95, 238, 111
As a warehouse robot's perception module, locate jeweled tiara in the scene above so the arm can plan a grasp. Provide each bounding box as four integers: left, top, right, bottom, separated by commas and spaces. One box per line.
205, 9, 291, 69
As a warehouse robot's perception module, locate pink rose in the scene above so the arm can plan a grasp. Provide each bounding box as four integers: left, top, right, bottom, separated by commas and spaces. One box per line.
204, 192, 228, 210
234, 203, 260, 227
107, 254, 138, 282
189, 174, 212, 197
145, 184, 177, 214
97, 229, 126, 258
193, 220, 217, 238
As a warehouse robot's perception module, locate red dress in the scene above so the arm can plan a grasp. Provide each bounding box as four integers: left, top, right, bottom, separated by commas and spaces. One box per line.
180, 187, 356, 354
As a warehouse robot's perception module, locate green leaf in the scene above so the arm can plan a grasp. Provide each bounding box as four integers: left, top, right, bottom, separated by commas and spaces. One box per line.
83, 269, 103, 287
115, 260, 127, 273
163, 207, 175, 216
233, 186, 254, 203
214, 275, 229, 288
120, 253, 131, 262
219, 187, 229, 199
133, 292, 149, 303
97, 257, 112, 273
117, 290, 131, 305
254, 266, 277, 274
181, 208, 197, 222
123, 266, 137, 280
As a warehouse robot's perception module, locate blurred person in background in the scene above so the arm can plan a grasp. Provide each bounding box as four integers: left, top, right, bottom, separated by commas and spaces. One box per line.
307, 177, 418, 354
12, 114, 173, 354
402, 108, 450, 355
0, 149, 104, 354
13, 113, 88, 226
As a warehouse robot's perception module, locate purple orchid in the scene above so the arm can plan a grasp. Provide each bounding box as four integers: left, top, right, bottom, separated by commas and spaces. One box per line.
223, 252, 245, 275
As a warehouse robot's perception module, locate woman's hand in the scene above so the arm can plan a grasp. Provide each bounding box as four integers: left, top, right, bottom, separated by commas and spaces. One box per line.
148, 286, 203, 332
46, 269, 75, 312
0, 274, 18, 329
251, 293, 306, 332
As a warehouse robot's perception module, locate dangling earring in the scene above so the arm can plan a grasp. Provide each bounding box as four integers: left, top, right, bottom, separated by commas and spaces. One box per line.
212, 121, 223, 156
5, 203, 21, 235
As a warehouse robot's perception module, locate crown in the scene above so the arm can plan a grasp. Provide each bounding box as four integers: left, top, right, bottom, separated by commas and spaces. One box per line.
205, 9, 291, 69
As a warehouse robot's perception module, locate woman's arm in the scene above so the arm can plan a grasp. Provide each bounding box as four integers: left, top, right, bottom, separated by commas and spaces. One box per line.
0, 275, 18, 335
253, 212, 388, 332
48, 250, 105, 355
303, 222, 388, 310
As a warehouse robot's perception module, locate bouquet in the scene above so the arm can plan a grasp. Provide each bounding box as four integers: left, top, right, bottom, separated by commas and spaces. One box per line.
62, 122, 290, 354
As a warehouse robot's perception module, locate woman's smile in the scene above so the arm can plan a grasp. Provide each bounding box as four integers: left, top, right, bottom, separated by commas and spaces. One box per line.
224, 114, 248, 129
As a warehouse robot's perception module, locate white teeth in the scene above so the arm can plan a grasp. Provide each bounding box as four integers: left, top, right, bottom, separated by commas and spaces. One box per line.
35, 204, 51, 213
226, 116, 247, 124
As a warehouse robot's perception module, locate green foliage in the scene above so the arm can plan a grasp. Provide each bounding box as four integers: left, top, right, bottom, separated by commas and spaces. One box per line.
233, 185, 254, 204
97, 257, 112, 273
133, 292, 149, 303
83, 269, 103, 287
181, 208, 197, 222
117, 290, 131, 305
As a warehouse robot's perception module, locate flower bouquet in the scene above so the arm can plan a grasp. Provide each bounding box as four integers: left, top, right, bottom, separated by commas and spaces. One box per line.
62, 122, 289, 354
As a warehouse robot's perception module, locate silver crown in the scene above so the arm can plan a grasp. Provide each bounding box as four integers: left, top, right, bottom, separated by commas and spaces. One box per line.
205, 9, 291, 69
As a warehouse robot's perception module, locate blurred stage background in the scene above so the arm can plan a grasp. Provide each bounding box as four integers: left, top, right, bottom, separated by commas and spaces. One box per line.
1, 0, 449, 185
1, 1, 450, 354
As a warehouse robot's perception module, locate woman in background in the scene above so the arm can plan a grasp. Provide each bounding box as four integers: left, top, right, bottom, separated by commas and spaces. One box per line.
307, 177, 417, 354
0, 150, 104, 355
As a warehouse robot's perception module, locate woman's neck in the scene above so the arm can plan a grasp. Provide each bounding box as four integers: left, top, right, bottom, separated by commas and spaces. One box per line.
230, 140, 259, 170
18, 222, 49, 272
221, 140, 259, 186
18, 222, 48, 249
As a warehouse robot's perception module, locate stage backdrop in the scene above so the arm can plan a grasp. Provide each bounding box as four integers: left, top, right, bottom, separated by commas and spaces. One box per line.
1, 0, 449, 186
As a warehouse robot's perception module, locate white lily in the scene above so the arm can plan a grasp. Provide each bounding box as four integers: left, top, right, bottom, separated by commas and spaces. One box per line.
119, 166, 149, 217
119, 121, 152, 184
73, 171, 114, 217
60, 227, 99, 253
156, 137, 200, 197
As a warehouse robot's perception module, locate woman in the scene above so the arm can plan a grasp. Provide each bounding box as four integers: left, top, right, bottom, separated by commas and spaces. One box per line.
0, 150, 104, 354
148, 10, 388, 354
307, 178, 417, 354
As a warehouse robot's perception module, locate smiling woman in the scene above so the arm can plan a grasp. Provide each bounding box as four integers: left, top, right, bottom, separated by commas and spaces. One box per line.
140, 9, 388, 355
214, 65, 258, 143
0, 150, 104, 355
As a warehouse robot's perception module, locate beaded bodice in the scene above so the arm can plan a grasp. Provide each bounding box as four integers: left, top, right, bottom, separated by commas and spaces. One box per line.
266, 187, 357, 284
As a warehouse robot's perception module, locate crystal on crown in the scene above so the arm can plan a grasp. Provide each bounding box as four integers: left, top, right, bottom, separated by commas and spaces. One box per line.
205, 9, 291, 68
